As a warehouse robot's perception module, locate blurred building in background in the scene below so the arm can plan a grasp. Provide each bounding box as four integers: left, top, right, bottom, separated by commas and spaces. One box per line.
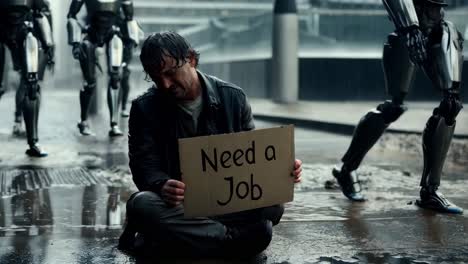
2, 0, 467, 103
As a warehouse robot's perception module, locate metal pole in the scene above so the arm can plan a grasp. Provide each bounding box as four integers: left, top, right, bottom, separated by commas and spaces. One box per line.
272, 0, 299, 103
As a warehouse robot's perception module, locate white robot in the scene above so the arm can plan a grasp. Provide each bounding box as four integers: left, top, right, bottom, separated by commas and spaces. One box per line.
0, 0, 54, 157
67, 0, 141, 136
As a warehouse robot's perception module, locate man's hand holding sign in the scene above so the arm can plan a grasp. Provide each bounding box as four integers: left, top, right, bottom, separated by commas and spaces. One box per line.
178, 125, 301, 217
160, 155, 302, 207
292, 159, 302, 183
160, 179, 185, 207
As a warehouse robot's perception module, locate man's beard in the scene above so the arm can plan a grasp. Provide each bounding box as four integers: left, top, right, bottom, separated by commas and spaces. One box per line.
169, 85, 187, 100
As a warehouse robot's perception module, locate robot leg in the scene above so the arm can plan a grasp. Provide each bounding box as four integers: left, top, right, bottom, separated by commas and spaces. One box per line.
77, 40, 97, 136
37, 48, 48, 82
107, 70, 122, 136
416, 92, 463, 214
416, 22, 464, 214
333, 101, 407, 201
78, 84, 96, 136
22, 32, 46, 157
22, 94, 44, 158
13, 78, 26, 136
0, 44, 5, 99
0, 45, 24, 135
106, 34, 123, 137
120, 63, 131, 117
120, 43, 134, 118
333, 32, 414, 202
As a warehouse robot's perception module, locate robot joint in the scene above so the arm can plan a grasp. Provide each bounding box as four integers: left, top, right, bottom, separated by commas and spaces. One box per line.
376, 100, 407, 123
27, 82, 40, 101
438, 92, 463, 124
82, 82, 96, 94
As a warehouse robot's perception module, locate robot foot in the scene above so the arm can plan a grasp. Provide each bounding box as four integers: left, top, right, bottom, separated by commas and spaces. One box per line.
109, 125, 124, 137
416, 187, 463, 214
121, 109, 130, 118
77, 121, 94, 136
332, 166, 366, 202
12, 122, 26, 137
26, 144, 48, 158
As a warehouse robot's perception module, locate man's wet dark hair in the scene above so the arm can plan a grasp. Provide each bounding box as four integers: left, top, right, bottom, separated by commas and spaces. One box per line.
140, 31, 200, 80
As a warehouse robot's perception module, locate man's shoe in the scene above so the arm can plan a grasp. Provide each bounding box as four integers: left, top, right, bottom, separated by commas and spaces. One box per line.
332, 166, 366, 202
77, 121, 93, 136
26, 144, 48, 158
416, 187, 463, 214
223, 220, 273, 257
109, 125, 124, 137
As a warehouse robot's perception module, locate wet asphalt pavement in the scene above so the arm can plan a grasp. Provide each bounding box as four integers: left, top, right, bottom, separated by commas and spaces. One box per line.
0, 89, 468, 263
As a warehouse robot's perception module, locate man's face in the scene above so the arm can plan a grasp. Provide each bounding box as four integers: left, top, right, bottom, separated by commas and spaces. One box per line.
150, 53, 198, 101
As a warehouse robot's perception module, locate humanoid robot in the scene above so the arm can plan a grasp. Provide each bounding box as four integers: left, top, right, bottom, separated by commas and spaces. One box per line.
118, 10, 143, 118
67, 0, 140, 136
333, 0, 464, 214
0, 2, 53, 137
0, 0, 54, 157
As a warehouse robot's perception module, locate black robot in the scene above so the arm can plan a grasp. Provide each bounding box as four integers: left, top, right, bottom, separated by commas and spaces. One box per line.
333, 0, 464, 214
67, 0, 140, 136
0, 0, 54, 157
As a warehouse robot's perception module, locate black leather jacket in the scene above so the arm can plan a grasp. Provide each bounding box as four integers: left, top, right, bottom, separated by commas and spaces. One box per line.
128, 70, 255, 194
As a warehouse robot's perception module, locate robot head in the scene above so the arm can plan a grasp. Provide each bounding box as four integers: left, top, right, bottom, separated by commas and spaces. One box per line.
415, 0, 446, 30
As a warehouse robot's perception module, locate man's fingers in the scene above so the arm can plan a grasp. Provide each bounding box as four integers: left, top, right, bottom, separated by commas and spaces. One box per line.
293, 167, 302, 176
291, 158, 302, 177
161, 179, 185, 205
294, 159, 302, 169
163, 185, 185, 195
166, 179, 186, 189
291, 159, 303, 177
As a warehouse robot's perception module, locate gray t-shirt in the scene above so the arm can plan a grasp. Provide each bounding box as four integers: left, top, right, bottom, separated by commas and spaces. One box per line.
178, 94, 203, 133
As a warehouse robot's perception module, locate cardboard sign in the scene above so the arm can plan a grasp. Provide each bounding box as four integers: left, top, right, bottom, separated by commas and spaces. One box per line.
178, 125, 295, 217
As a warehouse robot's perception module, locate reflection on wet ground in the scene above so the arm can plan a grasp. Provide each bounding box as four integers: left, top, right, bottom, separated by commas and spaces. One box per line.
0, 185, 128, 234
0, 167, 114, 196
0, 162, 467, 263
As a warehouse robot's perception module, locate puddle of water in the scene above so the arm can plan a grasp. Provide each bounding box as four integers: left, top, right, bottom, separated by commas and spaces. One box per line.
0, 184, 135, 236
318, 253, 431, 264
0, 167, 115, 197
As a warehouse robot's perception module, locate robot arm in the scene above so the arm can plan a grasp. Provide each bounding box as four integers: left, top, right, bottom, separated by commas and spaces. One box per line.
382, 0, 427, 65
122, 0, 134, 21
67, 0, 84, 19
34, 0, 54, 69
34, 0, 54, 48
67, 0, 85, 60
122, 0, 143, 46
67, 0, 84, 45
382, 0, 419, 30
